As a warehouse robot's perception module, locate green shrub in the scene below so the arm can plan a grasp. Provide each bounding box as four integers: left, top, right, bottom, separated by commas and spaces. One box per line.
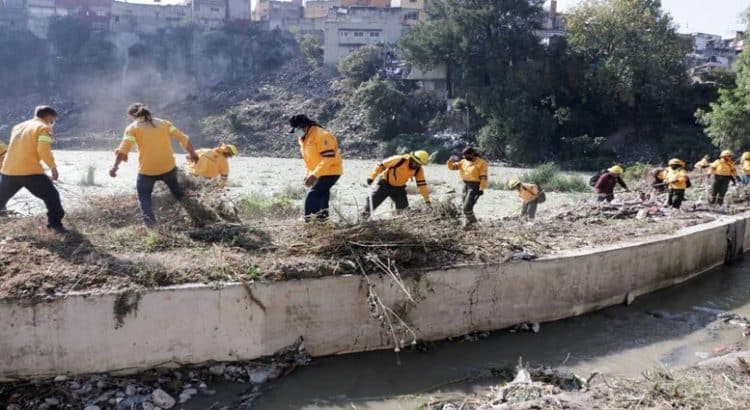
338, 44, 383, 83
281, 184, 306, 200
623, 162, 651, 182
493, 162, 590, 193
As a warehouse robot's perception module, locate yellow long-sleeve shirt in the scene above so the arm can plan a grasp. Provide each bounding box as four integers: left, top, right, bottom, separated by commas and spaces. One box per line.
0, 118, 56, 176
694, 158, 710, 171
666, 168, 689, 190
517, 183, 540, 204
447, 158, 489, 190
709, 159, 737, 177
742, 159, 750, 174
116, 118, 190, 176
369, 154, 430, 202
299, 126, 343, 177
0, 142, 7, 169
189, 148, 229, 179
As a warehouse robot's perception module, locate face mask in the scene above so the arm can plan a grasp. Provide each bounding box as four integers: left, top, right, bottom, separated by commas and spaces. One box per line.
49, 120, 56, 127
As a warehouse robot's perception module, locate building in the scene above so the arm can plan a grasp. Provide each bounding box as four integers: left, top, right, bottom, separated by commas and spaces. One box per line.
191, 0, 226, 28
0, 0, 28, 30
392, 0, 424, 21
252, 0, 301, 22
226, 0, 250, 21
340, 0, 388, 7
111, 0, 190, 33
303, 0, 339, 19
322, 6, 417, 65
539, 0, 566, 44
691, 32, 723, 52
55, 0, 111, 30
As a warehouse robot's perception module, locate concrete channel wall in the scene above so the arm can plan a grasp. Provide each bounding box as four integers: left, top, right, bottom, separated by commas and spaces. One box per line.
1, 214, 748, 379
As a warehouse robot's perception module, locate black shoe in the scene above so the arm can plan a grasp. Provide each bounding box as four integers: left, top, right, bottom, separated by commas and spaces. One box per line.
48, 225, 69, 234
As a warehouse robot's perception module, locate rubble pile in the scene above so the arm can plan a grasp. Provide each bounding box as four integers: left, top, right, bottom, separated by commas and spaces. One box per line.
0, 339, 310, 409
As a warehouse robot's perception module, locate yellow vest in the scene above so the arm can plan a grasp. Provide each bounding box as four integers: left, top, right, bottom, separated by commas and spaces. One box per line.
710, 159, 737, 177
116, 118, 190, 176
189, 148, 229, 179
299, 126, 343, 177
1, 118, 56, 176
666, 168, 688, 190
369, 154, 430, 201
518, 183, 540, 204
447, 158, 489, 190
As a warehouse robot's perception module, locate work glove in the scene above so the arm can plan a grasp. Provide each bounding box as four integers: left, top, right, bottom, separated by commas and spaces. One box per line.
424, 201, 432, 208
366, 178, 373, 186
477, 190, 484, 196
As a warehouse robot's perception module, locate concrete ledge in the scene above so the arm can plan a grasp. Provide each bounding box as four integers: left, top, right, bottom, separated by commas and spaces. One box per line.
1, 214, 748, 379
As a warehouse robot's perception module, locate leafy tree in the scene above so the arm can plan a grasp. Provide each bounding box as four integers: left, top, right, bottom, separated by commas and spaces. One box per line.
697, 34, 750, 149
338, 45, 383, 83
298, 34, 323, 68
47, 17, 92, 57
351, 79, 406, 138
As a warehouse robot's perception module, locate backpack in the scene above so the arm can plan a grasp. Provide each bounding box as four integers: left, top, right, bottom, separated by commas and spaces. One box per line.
589, 170, 606, 187
536, 187, 547, 203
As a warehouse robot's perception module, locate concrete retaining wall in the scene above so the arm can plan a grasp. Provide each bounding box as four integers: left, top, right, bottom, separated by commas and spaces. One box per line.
1, 214, 748, 379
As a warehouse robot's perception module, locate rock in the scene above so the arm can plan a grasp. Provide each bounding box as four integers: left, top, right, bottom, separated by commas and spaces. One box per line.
247, 367, 275, 384
531, 322, 541, 333
142, 402, 155, 410
69, 381, 81, 390
6, 405, 22, 410
209, 364, 226, 376
200, 389, 217, 396
45, 397, 61, 406
178, 387, 198, 404
54, 375, 68, 382
97, 380, 107, 389
151, 389, 176, 409
125, 385, 137, 396
84, 406, 101, 410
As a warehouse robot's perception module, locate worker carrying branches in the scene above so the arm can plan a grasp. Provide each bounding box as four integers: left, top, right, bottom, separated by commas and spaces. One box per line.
708, 150, 737, 207
594, 165, 629, 202
446, 147, 488, 226
109, 103, 199, 227
188, 143, 238, 187
363, 151, 431, 218
665, 158, 690, 210
0, 106, 66, 233
289, 114, 343, 222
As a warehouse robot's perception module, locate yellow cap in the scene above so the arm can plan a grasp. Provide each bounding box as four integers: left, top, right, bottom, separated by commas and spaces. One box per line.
742, 152, 750, 160
720, 150, 733, 158
668, 158, 683, 166
411, 150, 430, 166
508, 178, 521, 189
219, 144, 238, 155
608, 165, 624, 175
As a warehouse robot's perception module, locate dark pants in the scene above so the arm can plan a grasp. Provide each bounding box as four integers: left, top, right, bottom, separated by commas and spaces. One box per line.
522, 200, 538, 219
137, 168, 183, 225
597, 193, 614, 202
709, 175, 732, 205
462, 182, 481, 223
668, 189, 685, 209
363, 180, 408, 217
304, 175, 339, 222
0, 173, 65, 228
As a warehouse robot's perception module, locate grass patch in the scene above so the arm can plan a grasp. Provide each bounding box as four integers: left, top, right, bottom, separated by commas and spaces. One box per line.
491, 163, 589, 193
623, 162, 652, 182
281, 184, 307, 200
237, 192, 300, 219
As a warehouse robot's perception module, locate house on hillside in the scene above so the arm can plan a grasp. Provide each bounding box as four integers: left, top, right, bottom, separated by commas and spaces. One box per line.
0, 0, 27, 30
110, 1, 190, 33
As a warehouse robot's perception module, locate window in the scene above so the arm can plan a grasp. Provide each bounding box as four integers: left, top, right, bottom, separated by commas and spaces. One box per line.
210, 7, 220, 12
354, 31, 364, 37
369, 31, 379, 37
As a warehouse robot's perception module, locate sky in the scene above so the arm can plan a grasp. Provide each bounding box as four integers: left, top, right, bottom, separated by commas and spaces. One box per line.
129, 0, 749, 36
555, 0, 748, 36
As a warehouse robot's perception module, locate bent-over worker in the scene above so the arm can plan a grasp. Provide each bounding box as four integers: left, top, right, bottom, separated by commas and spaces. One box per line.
363, 151, 430, 217
509, 178, 541, 219
188, 143, 238, 186
447, 147, 488, 225
666, 158, 690, 209
594, 165, 627, 202
708, 150, 737, 206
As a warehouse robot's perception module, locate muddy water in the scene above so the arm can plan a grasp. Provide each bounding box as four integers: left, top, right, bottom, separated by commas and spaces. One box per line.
188, 260, 750, 409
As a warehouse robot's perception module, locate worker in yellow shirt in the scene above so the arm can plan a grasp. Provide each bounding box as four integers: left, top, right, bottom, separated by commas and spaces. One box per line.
694, 155, 710, 172
109, 103, 199, 226
363, 150, 430, 218
708, 150, 737, 206
508, 179, 543, 219
0, 106, 66, 232
289, 114, 343, 222
446, 147, 488, 225
666, 158, 690, 209
741, 152, 750, 185
188, 144, 238, 186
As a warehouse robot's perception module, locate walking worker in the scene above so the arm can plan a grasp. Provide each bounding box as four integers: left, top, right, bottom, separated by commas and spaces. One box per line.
109, 103, 199, 226
0, 141, 7, 168
0, 106, 66, 232
594, 165, 628, 202
187, 143, 238, 186
741, 152, 750, 185
363, 150, 431, 217
708, 150, 737, 206
666, 158, 690, 209
446, 147, 488, 225
694, 155, 711, 172
508, 178, 542, 219
289, 114, 343, 222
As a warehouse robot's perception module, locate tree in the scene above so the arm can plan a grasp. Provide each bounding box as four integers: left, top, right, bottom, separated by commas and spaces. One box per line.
298, 34, 323, 68
351, 79, 407, 138
697, 35, 750, 149
338, 45, 383, 83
